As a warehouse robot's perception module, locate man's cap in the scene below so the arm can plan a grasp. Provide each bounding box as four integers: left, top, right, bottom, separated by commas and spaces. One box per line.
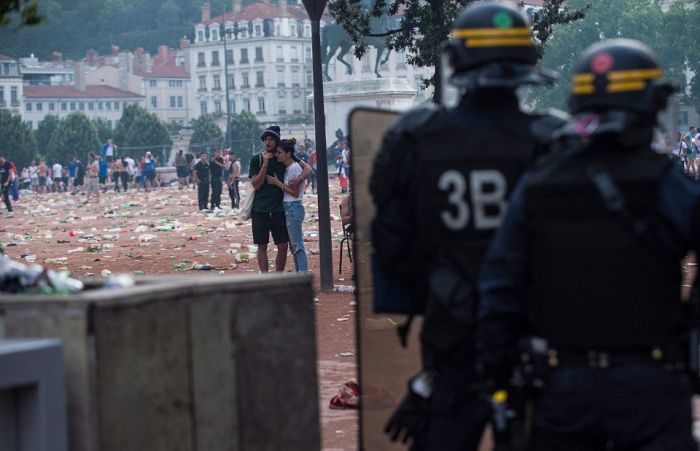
261, 125, 281, 143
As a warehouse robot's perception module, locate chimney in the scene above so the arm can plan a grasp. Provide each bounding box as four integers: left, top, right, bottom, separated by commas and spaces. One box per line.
74, 62, 86, 92
86, 49, 97, 65
158, 45, 169, 64
279, 0, 288, 16
111, 45, 120, 56
179, 37, 190, 49
233, 0, 241, 14
201, 2, 211, 22
143, 53, 153, 74
52, 51, 63, 62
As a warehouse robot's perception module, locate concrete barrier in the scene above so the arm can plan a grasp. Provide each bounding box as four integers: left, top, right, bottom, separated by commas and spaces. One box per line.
0, 273, 320, 451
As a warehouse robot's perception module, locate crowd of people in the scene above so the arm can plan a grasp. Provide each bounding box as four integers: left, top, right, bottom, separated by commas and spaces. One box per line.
676, 126, 700, 177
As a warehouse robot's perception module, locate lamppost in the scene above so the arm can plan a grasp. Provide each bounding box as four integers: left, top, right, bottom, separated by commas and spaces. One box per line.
222, 21, 240, 150
301, 0, 333, 290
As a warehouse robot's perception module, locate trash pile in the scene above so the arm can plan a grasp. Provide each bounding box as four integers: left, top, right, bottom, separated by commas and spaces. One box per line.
0, 253, 83, 295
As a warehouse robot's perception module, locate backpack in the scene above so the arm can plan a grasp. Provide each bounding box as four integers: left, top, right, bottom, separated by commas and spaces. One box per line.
144, 160, 156, 173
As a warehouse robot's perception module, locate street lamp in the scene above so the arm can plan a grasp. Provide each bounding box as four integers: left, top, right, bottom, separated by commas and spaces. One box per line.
222, 21, 240, 150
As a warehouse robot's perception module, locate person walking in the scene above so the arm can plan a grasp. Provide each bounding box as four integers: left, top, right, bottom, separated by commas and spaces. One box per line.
192, 152, 210, 211
175, 150, 188, 190
476, 39, 696, 451
52, 161, 63, 192
0, 155, 14, 217
267, 138, 309, 273
228, 152, 241, 209
85, 153, 100, 204
371, 3, 563, 449
209, 148, 225, 209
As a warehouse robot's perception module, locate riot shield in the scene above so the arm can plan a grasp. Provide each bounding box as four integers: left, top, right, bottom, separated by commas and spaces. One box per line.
348, 108, 423, 450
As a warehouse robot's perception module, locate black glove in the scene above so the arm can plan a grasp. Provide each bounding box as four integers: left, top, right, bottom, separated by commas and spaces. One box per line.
384, 372, 433, 449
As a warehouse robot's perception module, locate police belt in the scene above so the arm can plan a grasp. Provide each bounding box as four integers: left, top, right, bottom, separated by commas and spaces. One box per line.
546, 346, 686, 371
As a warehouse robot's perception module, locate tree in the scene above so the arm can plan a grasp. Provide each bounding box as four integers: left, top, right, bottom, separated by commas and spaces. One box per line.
115, 105, 172, 162
329, 0, 587, 103
35, 114, 61, 155
190, 114, 224, 155
91, 117, 113, 144
0, 0, 43, 26
528, 0, 699, 113
47, 112, 99, 163
228, 111, 263, 166
0, 109, 37, 167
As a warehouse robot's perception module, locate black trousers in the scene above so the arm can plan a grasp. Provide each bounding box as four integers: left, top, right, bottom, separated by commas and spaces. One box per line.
120, 172, 129, 191
210, 180, 222, 209
2, 186, 12, 212
228, 178, 240, 209
197, 182, 210, 210
532, 366, 695, 451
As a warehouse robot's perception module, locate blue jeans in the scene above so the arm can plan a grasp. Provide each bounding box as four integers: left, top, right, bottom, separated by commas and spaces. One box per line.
283, 201, 308, 273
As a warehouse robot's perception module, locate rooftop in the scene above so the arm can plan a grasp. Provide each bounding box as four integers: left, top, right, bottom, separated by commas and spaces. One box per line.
24, 85, 143, 99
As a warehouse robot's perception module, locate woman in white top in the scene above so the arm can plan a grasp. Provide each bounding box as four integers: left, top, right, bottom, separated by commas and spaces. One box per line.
267, 138, 309, 273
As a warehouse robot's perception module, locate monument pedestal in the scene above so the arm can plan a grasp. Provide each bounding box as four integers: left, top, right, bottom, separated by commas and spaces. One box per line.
311, 78, 417, 146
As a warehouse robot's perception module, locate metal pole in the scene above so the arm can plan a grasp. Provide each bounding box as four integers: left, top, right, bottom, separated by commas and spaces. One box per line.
223, 9, 232, 149
311, 18, 333, 290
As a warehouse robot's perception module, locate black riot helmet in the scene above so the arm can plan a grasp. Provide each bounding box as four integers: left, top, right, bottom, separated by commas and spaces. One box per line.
444, 1, 556, 88
569, 39, 677, 115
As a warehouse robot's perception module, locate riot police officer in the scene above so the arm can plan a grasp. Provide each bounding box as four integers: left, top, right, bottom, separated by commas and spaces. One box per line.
476, 39, 699, 450
370, 2, 562, 449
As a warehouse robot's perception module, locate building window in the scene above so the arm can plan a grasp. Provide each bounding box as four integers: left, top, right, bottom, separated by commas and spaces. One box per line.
255, 71, 264, 87
307, 99, 313, 113
227, 74, 235, 89
242, 72, 249, 88
306, 71, 312, 86
114, 102, 120, 110
212, 50, 220, 66
151, 96, 157, 108
170, 96, 176, 108
61, 102, 67, 111
78, 102, 84, 110
291, 46, 298, 62
106, 101, 111, 110
275, 24, 281, 36
197, 30, 205, 42
25, 102, 32, 111
0, 87, 4, 105
305, 47, 312, 63
254, 24, 262, 36
290, 23, 297, 37
255, 47, 263, 63
197, 52, 206, 67
211, 28, 219, 41
98, 102, 103, 110
149, 80, 157, 87
213, 74, 221, 90
214, 100, 222, 114
199, 75, 207, 91
36, 102, 42, 111
177, 96, 183, 108
10, 87, 18, 106
291, 69, 300, 87
200, 101, 207, 114
243, 98, 250, 112
240, 48, 249, 64
123, 102, 128, 109
257, 96, 265, 113
229, 100, 236, 114
277, 67, 285, 87
70, 102, 76, 111
88, 102, 93, 111
276, 46, 283, 62
304, 24, 311, 38
226, 49, 234, 65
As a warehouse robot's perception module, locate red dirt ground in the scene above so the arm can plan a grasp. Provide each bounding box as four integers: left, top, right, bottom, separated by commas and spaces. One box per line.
0, 183, 358, 450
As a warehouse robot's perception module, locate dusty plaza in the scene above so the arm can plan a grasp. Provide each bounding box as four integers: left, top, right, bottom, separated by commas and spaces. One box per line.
0, 183, 358, 450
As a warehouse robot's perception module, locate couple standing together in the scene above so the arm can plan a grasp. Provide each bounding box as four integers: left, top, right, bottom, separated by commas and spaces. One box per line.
249, 126, 312, 273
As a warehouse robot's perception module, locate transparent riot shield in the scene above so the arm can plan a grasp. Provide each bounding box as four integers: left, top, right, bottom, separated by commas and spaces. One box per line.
348, 107, 423, 450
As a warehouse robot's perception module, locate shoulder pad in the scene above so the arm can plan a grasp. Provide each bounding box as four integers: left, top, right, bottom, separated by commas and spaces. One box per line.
391, 105, 445, 135
530, 108, 571, 145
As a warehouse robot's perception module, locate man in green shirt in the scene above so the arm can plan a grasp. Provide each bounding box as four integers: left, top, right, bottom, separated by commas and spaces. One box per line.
249, 126, 311, 272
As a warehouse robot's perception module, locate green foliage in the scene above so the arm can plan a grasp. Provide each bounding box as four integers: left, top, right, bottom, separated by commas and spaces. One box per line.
91, 117, 113, 144
47, 111, 99, 163
0, 0, 44, 26
190, 114, 224, 153
227, 111, 263, 166
329, 0, 587, 102
528, 0, 699, 114
0, 109, 37, 167
35, 115, 61, 155
113, 104, 172, 161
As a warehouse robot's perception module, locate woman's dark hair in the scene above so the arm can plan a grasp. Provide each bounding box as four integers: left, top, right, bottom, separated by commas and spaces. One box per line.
279, 138, 297, 154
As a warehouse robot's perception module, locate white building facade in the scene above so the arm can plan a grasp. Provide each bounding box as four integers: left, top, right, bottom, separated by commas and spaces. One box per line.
0, 55, 23, 115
